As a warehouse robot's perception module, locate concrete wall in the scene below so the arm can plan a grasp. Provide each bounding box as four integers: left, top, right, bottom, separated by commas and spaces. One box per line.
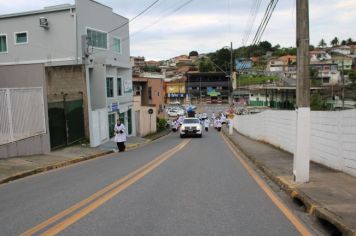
91, 108, 108, 147
133, 96, 156, 137
76, 0, 131, 68
0, 8, 77, 65
0, 64, 50, 158
148, 78, 165, 116
233, 109, 356, 177
46, 65, 89, 138
90, 64, 106, 110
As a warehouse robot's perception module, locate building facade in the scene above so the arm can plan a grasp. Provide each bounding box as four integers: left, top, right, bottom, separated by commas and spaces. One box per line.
0, 0, 135, 156
186, 72, 230, 104
165, 77, 186, 104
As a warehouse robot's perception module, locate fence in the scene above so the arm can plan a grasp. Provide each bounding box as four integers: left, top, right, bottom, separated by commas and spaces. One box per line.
0, 87, 46, 145
233, 109, 356, 177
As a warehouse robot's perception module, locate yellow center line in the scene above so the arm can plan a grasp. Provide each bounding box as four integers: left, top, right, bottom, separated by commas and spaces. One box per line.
21, 139, 190, 236
221, 134, 312, 236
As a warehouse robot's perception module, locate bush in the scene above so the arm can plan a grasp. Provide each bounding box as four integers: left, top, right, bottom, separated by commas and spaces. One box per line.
156, 117, 167, 132
310, 93, 327, 110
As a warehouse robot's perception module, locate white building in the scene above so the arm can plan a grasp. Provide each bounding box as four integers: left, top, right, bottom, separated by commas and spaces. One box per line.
0, 0, 135, 157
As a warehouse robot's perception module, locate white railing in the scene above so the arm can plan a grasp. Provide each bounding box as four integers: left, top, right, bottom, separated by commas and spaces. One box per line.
0, 87, 46, 145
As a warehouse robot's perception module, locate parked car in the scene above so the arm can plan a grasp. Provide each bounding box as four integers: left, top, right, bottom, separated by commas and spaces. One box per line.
180, 118, 202, 138
167, 108, 185, 117
167, 109, 179, 117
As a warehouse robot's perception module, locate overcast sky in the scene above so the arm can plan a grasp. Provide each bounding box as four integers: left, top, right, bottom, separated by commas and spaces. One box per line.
1, 0, 356, 60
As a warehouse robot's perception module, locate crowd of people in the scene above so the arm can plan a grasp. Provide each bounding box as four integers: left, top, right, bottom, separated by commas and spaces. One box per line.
170, 111, 229, 133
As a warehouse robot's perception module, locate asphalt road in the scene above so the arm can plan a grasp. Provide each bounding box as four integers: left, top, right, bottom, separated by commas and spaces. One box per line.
0, 130, 308, 235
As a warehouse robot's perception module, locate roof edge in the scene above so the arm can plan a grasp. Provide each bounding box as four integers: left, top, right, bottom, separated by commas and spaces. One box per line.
0, 4, 75, 19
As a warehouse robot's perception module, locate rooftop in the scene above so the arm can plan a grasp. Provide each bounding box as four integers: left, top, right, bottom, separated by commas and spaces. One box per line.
0, 4, 75, 19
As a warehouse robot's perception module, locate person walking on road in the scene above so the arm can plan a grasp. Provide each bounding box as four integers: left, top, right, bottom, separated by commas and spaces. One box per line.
204, 118, 210, 131
114, 119, 127, 152
211, 112, 216, 121
216, 117, 222, 132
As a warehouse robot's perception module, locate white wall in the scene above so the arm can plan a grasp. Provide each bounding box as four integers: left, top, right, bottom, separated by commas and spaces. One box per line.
233, 109, 356, 177
91, 108, 109, 147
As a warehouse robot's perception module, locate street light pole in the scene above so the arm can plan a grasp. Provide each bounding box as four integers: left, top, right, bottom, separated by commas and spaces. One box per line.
294, 0, 310, 183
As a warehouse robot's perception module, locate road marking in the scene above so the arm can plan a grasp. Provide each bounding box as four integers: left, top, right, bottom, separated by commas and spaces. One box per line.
221, 134, 313, 236
21, 139, 190, 236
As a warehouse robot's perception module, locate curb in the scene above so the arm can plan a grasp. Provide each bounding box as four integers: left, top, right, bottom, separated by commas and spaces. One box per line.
222, 129, 356, 236
0, 151, 113, 185
0, 130, 172, 186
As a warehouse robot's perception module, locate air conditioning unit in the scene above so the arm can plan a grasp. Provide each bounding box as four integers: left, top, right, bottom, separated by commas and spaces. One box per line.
39, 17, 49, 28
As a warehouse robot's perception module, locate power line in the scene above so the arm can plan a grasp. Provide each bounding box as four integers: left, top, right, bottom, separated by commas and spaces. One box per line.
240, 0, 262, 47
239, 0, 279, 71
128, 0, 194, 40
108, 0, 161, 34
92, 0, 195, 55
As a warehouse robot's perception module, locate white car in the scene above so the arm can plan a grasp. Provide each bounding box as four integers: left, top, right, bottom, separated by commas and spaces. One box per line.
167, 109, 179, 117
180, 118, 202, 138
176, 108, 185, 116
167, 108, 185, 117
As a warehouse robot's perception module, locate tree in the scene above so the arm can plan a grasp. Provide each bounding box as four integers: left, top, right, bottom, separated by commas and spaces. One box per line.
143, 65, 160, 72
348, 70, 356, 88
189, 51, 198, 57
330, 37, 339, 47
318, 39, 327, 48
259, 41, 272, 50
310, 92, 326, 110
341, 40, 347, 46
209, 47, 231, 72
198, 57, 214, 72
347, 38, 354, 45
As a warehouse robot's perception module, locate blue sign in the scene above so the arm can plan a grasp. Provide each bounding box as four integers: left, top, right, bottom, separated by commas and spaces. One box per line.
111, 102, 119, 111
167, 93, 184, 98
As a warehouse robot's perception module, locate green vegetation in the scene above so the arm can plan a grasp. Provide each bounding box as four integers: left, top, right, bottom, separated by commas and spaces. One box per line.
310, 93, 327, 110
199, 37, 354, 73
156, 117, 167, 132
237, 75, 279, 86
348, 70, 356, 89
143, 65, 161, 72
189, 51, 198, 57
198, 57, 214, 72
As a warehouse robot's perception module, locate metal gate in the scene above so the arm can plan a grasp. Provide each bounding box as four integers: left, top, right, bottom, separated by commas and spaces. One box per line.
48, 99, 85, 149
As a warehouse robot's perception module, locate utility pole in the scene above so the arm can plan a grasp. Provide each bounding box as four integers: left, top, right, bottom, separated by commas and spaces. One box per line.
230, 42, 233, 104
294, 0, 310, 183
341, 60, 345, 109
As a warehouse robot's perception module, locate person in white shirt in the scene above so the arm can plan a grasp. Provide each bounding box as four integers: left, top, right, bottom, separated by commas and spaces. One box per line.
211, 112, 216, 120
204, 118, 210, 131
221, 113, 226, 124
213, 118, 218, 129
216, 118, 222, 132
171, 119, 179, 132
178, 115, 184, 125
114, 119, 127, 152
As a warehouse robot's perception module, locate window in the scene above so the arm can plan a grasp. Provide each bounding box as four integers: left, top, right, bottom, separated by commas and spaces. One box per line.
148, 87, 152, 100
113, 38, 121, 53
108, 113, 116, 138
87, 28, 107, 49
117, 78, 122, 96
106, 77, 114, 97
0, 34, 7, 53
15, 32, 28, 44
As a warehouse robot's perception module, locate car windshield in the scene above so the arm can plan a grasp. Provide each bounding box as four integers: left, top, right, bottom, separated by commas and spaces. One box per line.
183, 119, 200, 124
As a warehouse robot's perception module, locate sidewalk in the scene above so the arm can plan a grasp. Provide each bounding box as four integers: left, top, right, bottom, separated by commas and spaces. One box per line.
222, 126, 356, 236
0, 130, 170, 185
